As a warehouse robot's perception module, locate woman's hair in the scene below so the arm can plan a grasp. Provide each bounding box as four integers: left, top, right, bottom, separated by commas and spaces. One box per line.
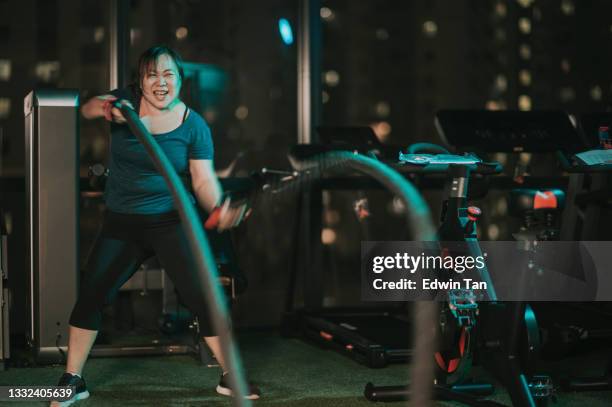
134, 45, 185, 93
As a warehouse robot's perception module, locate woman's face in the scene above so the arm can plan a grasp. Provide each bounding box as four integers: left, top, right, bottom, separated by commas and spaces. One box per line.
141, 54, 181, 110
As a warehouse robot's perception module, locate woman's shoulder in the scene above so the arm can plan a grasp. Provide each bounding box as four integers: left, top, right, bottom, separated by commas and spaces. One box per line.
185, 108, 210, 130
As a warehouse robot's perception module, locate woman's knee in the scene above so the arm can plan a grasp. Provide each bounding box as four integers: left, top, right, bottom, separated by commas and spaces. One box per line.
68, 300, 103, 331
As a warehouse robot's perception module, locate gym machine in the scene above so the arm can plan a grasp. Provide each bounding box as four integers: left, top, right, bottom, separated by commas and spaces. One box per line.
283, 129, 502, 371
281, 128, 411, 368
24, 89, 80, 364
365, 146, 514, 406
555, 113, 612, 392
365, 110, 591, 406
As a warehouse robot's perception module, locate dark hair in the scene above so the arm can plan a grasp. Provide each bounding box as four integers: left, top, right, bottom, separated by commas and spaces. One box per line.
134, 45, 185, 93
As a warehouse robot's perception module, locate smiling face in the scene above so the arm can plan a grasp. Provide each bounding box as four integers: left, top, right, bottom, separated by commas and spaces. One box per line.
140, 53, 182, 111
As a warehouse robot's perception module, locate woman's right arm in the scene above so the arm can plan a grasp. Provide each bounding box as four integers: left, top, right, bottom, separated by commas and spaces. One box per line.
81, 95, 133, 123
81, 95, 116, 120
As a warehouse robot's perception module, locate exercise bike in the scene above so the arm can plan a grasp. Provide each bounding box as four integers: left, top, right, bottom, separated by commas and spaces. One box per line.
365, 143, 550, 406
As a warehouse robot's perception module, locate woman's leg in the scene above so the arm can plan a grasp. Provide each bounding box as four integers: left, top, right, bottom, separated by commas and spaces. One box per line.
67, 235, 150, 374
203, 336, 226, 372
151, 220, 260, 398
151, 222, 231, 369
66, 326, 99, 376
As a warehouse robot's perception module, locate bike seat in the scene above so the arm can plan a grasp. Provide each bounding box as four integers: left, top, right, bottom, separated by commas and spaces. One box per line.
509, 189, 565, 215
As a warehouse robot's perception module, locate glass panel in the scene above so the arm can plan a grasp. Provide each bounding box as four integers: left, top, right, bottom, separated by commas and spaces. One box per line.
0, 0, 110, 175
320, 0, 612, 146
127, 0, 298, 171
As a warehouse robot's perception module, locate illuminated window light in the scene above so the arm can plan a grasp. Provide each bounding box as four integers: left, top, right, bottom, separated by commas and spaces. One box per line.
92, 134, 106, 158
235, 105, 248, 120
376, 28, 389, 40
519, 70, 532, 86
495, 2, 507, 18
389, 197, 406, 215
518, 95, 532, 111
518, 18, 531, 34
35, 61, 60, 83
322, 191, 331, 206
495, 74, 508, 92
561, 59, 571, 73
175, 26, 188, 40
486, 100, 507, 111
375, 101, 390, 118
0, 98, 10, 119
278, 18, 294, 45
493, 153, 508, 166
495, 28, 507, 42
590, 85, 602, 101
487, 224, 500, 240
321, 228, 337, 245
422, 20, 438, 37
322, 91, 330, 104
324, 70, 340, 87
94, 27, 105, 43
370, 121, 392, 142
130, 28, 141, 45
204, 109, 218, 124
496, 198, 508, 216
519, 44, 531, 60
0, 59, 11, 81
561, 0, 575, 15
532, 7, 542, 21
320, 7, 335, 22
559, 87, 575, 102
486, 100, 501, 111
2, 212, 12, 235
517, 0, 533, 8
519, 152, 532, 164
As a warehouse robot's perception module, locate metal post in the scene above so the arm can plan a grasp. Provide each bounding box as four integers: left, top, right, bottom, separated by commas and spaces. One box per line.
297, 0, 322, 144
0, 212, 9, 369
110, 0, 130, 89
297, 0, 323, 309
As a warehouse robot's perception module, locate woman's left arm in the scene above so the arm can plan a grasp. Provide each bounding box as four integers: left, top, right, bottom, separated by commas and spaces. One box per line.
190, 159, 223, 213
190, 159, 247, 230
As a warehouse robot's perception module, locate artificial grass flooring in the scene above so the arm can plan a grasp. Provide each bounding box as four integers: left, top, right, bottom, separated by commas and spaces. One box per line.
1, 331, 611, 406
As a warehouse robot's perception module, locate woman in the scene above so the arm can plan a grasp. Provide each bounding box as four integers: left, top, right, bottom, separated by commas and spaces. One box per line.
51, 45, 259, 406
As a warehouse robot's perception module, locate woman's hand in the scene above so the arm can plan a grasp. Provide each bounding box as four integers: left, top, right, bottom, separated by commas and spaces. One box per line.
205, 198, 250, 232
101, 97, 134, 124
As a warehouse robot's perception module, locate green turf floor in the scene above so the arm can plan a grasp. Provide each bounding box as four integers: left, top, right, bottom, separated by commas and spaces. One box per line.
0, 331, 611, 406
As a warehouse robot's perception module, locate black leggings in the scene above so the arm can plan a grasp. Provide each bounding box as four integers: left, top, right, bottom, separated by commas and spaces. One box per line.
69, 210, 220, 336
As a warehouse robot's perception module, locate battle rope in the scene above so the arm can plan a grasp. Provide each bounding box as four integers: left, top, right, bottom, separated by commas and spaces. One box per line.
293, 151, 439, 407
116, 102, 251, 407
115, 104, 440, 406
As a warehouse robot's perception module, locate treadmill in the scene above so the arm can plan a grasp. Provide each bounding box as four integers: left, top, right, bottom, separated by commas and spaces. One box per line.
281, 126, 500, 368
